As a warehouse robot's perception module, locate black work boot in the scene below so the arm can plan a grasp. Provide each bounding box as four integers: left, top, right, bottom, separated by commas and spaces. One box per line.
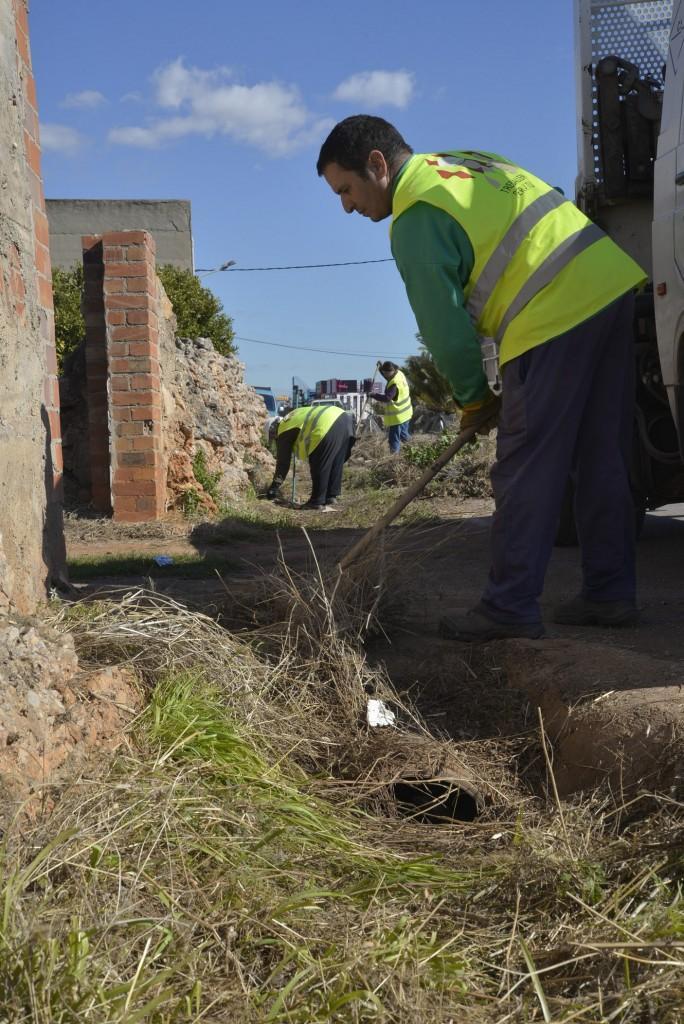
439, 606, 545, 643
299, 500, 325, 510
552, 595, 638, 627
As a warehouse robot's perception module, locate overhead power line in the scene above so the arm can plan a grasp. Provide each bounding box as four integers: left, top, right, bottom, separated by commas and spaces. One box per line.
197, 258, 394, 275
235, 334, 411, 359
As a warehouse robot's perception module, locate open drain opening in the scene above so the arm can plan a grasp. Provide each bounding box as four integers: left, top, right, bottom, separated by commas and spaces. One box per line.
392, 778, 480, 823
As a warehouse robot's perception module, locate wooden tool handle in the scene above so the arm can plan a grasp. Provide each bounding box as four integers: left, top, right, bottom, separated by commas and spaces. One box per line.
337, 421, 482, 571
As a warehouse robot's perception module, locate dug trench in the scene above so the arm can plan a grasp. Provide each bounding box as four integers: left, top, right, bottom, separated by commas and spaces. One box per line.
68, 504, 684, 822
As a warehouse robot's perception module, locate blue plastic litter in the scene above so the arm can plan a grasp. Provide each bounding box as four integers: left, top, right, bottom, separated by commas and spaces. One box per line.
153, 556, 174, 567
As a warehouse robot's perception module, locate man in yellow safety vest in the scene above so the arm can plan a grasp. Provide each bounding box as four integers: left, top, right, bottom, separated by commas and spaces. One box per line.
373, 360, 413, 452
317, 115, 646, 641
266, 403, 355, 510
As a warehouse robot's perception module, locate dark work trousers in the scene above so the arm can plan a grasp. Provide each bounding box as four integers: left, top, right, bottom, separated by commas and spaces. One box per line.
481, 291, 636, 625
308, 415, 353, 506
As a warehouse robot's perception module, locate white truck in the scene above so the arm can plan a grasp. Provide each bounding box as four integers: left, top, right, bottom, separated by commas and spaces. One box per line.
567, 0, 684, 539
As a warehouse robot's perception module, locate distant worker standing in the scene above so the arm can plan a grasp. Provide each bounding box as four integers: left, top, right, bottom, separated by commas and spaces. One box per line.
266, 404, 355, 510
317, 115, 646, 640
372, 360, 413, 452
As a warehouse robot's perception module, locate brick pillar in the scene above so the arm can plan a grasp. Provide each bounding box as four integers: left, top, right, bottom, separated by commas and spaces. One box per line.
81, 231, 165, 522
81, 236, 112, 513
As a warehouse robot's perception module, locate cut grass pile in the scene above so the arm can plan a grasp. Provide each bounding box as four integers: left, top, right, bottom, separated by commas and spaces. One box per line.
345, 432, 495, 503
0, 591, 680, 1022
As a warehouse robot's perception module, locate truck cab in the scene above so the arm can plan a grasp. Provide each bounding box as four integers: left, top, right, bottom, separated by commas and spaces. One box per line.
575, 0, 684, 520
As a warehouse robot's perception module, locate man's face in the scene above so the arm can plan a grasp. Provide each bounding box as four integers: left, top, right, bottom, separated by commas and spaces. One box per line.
322, 151, 392, 222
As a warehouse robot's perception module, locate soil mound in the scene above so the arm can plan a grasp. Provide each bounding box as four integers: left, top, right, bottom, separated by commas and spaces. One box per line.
494, 637, 684, 801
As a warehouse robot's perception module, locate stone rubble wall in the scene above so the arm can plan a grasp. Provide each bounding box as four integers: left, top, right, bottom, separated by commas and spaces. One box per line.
162, 337, 274, 513
0, 615, 140, 819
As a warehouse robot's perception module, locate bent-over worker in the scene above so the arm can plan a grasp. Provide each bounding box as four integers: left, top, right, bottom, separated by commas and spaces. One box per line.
317, 115, 646, 640
372, 360, 413, 452
267, 404, 355, 510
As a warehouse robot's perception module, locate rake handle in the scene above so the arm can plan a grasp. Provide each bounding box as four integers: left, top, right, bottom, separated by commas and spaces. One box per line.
337, 420, 482, 571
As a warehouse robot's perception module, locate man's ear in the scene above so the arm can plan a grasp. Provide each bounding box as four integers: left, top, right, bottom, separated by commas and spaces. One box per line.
367, 149, 389, 181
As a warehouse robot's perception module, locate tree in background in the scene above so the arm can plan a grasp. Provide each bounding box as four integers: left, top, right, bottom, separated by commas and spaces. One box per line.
52, 264, 85, 371
402, 337, 458, 412
158, 265, 236, 357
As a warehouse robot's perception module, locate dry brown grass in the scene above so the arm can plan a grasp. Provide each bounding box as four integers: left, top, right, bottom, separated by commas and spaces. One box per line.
346, 430, 495, 501
0, 558, 679, 1022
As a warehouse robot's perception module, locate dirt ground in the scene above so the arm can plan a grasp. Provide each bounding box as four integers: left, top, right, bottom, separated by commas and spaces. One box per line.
64, 493, 684, 803
65, 497, 684, 658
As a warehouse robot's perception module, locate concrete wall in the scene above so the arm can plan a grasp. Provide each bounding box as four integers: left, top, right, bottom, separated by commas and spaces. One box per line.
0, 0, 65, 612
47, 200, 193, 272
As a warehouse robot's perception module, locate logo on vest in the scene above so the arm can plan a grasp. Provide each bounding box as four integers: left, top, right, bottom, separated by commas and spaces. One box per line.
426, 152, 522, 191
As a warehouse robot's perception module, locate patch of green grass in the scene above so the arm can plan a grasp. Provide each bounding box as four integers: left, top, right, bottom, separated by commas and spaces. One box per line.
179, 451, 225, 518
68, 552, 240, 581
179, 487, 203, 518
0, 671, 485, 1022
192, 448, 222, 504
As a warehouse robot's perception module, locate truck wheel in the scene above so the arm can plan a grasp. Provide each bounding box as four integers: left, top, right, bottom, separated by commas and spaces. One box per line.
554, 479, 646, 547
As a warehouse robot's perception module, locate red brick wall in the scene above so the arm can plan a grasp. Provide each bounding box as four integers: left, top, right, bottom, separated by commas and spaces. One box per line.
81, 231, 165, 522
81, 238, 111, 513
14, 0, 62, 487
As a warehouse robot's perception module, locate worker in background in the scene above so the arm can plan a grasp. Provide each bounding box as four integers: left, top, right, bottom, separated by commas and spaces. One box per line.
266, 403, 355, 510
317, 115, 645, 641
373, 360, 413, 452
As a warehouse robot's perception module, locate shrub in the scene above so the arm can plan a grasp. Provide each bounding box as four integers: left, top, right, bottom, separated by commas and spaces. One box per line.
158, 265, 236, 357
52, 264, 85, 371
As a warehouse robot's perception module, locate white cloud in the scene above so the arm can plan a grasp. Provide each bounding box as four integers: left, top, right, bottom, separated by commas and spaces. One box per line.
61, 89, 106, 109
108, 58, 330, 156
154, 58, 231, 108
332, 70, 415, 108
40, 123, 83, 154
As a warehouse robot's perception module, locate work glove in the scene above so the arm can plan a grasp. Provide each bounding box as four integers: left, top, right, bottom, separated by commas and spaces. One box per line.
459, 391, 501, 435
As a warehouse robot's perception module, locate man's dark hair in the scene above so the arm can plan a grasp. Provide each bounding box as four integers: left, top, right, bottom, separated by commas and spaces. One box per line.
316, 115, 413, 176
379, 360, 398, 373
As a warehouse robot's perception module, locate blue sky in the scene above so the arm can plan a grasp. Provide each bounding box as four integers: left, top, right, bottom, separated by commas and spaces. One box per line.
30, 0, 577, 396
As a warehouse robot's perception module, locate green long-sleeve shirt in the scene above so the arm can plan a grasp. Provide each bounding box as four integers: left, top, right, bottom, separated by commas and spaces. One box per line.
390, 165, 491, 407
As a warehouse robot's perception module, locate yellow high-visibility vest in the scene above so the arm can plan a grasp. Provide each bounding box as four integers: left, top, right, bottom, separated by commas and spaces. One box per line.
391, 152, 646, 366
277, 404, 345, 460
381, 369, 413, 426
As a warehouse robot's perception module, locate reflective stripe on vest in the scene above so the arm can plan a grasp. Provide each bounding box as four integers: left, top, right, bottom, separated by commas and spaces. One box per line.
278, 404, 344, 460
391, 152, 608, 349
382, 369, 413, 426
467, 189, 566, 323
494, 221, 605, 345
296, 404, 327, 459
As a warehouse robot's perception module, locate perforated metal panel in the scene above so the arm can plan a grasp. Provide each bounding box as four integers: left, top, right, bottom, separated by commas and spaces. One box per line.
586, 1, 672, 183
590, 1, 672, 76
